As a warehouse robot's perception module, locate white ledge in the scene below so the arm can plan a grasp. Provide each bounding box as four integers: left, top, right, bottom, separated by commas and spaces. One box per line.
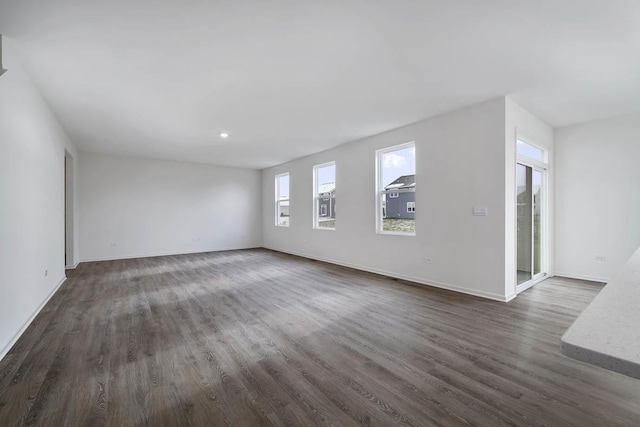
561, 246, 640, 379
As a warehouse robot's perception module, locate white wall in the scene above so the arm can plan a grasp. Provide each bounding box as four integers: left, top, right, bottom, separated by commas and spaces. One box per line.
79, 152, 262, 261
0, 39, 79, 359
505, 98, 554, 297
555, 113, 640, 282
262, 98, 510, 301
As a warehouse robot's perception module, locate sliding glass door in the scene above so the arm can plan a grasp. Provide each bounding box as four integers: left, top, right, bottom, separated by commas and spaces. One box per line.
516, 140, 547, 290
516, 163, 532, 285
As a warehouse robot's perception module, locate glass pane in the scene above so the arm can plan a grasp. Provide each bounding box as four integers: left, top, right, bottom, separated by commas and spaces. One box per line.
276, 174, 289, 226
277, 174, 289, 198
517, 139, 544, 162
316, 164, 335, 228
533, 170, 542, 275
516, 163, 532, 285
380, 144, 415, 233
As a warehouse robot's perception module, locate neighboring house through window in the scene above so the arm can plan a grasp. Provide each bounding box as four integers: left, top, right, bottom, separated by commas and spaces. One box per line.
376, 142, 416, 235
313, 162, 336, 229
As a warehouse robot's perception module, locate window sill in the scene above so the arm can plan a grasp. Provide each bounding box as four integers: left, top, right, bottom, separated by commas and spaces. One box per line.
376, 231, 416, 237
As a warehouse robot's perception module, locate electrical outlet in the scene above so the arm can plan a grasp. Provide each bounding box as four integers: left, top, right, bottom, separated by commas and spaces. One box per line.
594, 256, 607, 261
110, 243, 117, 247
192, 237, 201, 242
44, 269, 48, 276
424, 258, 433, 264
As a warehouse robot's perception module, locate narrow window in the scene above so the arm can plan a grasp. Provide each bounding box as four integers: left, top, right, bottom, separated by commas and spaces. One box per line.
275, 173, 289, 227
376, 142, 416, 235
313, 162, 336, 229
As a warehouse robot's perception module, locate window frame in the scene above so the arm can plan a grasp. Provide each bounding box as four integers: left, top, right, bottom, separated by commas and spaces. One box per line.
407, 201, 415, 212
375, 141, 416, 236
275, 172, 290, 227
312, 161, 336, 230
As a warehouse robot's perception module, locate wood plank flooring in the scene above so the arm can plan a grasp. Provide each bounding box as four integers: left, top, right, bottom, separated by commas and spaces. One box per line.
1, 248, 639, 426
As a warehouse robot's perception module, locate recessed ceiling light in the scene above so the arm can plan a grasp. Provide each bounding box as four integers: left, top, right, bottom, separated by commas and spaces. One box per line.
220, 133, 229, 138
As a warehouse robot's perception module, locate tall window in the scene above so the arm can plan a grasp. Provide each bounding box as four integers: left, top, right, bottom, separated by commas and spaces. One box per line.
313, 161, 336, 229
275, 173, 289, 227
0, 35, 7, 77
376, 142, 416, 235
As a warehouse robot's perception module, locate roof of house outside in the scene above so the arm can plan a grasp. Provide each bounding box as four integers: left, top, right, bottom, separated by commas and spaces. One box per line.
385, 175, 415, 190
318, 182, 336, 194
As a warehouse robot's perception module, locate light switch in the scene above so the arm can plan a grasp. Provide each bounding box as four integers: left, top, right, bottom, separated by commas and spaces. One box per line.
473, 207, 488, 216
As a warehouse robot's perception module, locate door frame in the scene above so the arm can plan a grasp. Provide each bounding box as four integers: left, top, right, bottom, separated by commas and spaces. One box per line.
515, 145, 548, 294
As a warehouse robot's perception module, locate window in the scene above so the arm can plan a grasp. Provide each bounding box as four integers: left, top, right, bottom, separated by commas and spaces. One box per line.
275, 173, 289, 227
313, 162, 336, 229
376, 142, 416, 235
0, 35, 7, 77
517, 139, 544, 162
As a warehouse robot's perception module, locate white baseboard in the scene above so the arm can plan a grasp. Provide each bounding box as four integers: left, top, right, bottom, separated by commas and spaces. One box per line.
554, 271, 610, 284
65, 261, 79, 270
0, 276, 67, 362
264, 246, 510, 302
80, 245, 262, 264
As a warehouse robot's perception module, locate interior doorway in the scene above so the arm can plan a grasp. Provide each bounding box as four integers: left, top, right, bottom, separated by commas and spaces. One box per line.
64, 150, 74, 268
516, 139, 547, 293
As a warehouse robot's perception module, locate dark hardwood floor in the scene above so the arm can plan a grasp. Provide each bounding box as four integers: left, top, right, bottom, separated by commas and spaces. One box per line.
0, 249, 639, 426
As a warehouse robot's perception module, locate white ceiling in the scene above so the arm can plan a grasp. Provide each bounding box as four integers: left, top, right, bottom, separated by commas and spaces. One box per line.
1, 0, 639, 169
